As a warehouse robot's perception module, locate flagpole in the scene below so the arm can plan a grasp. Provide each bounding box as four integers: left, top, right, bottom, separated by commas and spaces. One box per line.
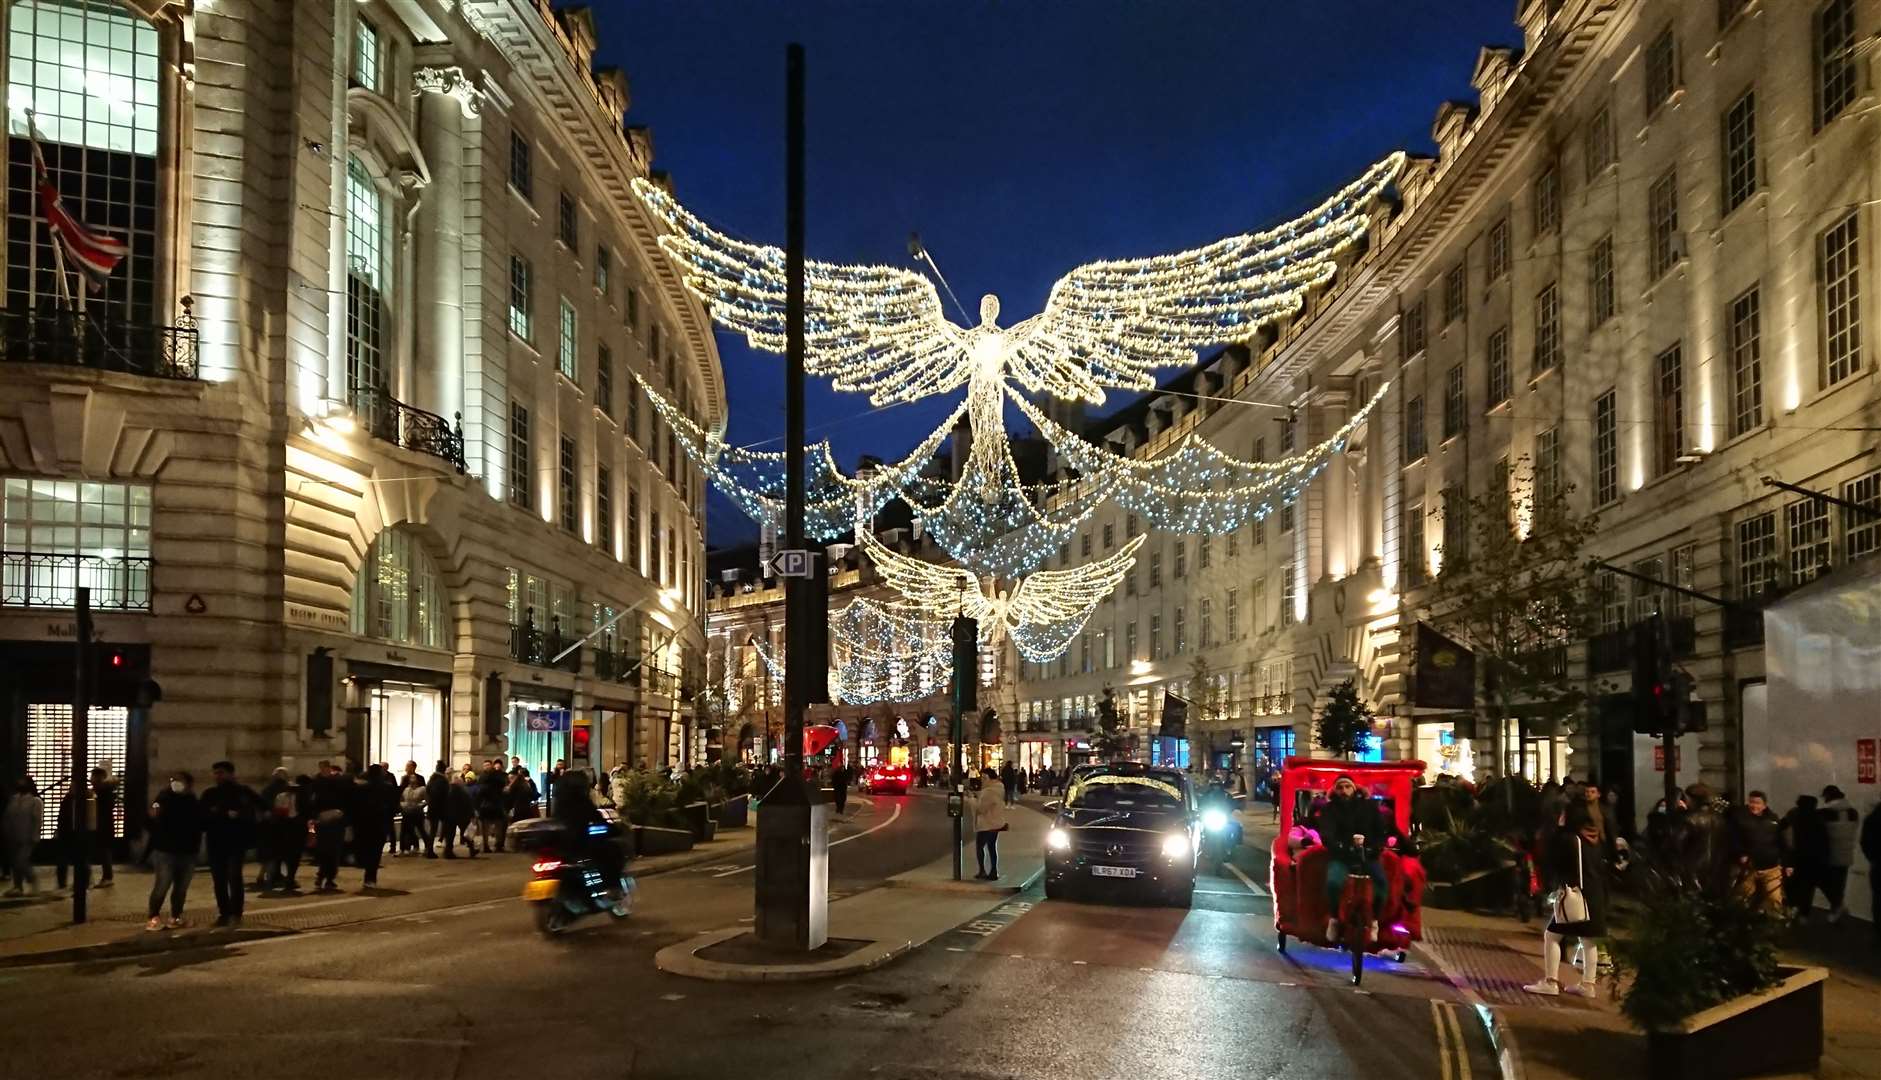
23, 111, 75, 315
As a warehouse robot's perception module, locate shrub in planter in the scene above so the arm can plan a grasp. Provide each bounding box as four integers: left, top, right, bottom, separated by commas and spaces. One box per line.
1417, 806, 1512, 885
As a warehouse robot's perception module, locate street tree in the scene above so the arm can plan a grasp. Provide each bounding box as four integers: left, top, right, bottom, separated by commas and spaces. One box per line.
1314, 679, 1374, 758
1092, 685, 1131, 761
1416, 457, 1603, 787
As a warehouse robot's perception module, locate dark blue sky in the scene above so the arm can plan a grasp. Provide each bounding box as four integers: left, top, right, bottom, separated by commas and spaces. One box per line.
607, 1, 1519, 548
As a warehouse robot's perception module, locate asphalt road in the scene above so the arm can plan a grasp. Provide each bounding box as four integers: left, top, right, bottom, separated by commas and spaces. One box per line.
0, 792, 1496, 1079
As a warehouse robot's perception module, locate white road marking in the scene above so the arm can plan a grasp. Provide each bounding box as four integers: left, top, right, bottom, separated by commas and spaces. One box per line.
710, 800, 904, 877
1224, 861, 1269, 897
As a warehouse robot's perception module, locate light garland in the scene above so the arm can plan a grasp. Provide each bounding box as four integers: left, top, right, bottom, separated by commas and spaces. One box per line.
751, 597, 955, 706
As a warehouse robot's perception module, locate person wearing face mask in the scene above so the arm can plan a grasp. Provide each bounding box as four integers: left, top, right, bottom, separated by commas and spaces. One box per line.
145, 772, 202, 931
1312, 774, 1390, 943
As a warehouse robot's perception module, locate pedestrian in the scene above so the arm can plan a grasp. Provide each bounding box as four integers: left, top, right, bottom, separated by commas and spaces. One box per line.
351, 764, 397, 888
1861, 799, 1881, 951
199, 761, 261, 925
1523, 805, 1609, 998
1731, 790, 1786, 915
969, 768, 1009, 881
826, 761, 847, 814
3, 778, 43, 896
399, 770, 428, 855
256, 768, 304, 889
91, 764, 118, 888
444, 769, 476, 857
1779, 794, 1827, 917
1818, 785, 1860, 923
309, 761, 349, 891
376, 763, 400, 857
507, 767, 540, 825
52, 778, 87, 891
1000, 761, 1017, 807
423, 761, 450, 858
476, 759, 508, 853
145, 771, 202, 930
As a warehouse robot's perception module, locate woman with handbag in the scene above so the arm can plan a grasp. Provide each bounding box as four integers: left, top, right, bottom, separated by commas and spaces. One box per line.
1524, 805, 1608, 998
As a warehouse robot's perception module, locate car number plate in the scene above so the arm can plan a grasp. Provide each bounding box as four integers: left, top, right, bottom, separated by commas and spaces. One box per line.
1090, 865, 1138, 879
522, 879, 558, 901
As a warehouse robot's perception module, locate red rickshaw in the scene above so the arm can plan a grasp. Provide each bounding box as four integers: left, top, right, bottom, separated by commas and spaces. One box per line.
1269, 756, 1427, 985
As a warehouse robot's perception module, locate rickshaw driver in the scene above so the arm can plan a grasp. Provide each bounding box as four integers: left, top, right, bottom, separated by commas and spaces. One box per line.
1313, 774, 1391, 942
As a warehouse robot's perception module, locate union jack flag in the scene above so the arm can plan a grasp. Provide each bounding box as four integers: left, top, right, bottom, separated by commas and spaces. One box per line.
29, 132, 127, 291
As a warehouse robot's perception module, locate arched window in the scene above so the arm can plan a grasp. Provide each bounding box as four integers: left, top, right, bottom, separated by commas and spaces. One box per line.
351, 527, 448, 649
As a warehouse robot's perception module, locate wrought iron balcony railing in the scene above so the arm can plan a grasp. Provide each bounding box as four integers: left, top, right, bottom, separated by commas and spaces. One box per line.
0, 301, 199, 381
2, 551, 153, 611
508, 613, 582, 673
350, 385, 466, 473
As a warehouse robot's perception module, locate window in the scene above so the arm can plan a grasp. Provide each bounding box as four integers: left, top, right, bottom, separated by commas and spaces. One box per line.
1532, 164, 1561, 238
1443, 264, 1466, 325
1736, 511, 1779, 595
1125, 569, 1137, 597
1281, 417, 1297, 454
1630, 555, 1666, 625
1817, 0, 1858, 130
1404, 502, 1426, 585
1149, 549, 1162, 588
352, 17, 381, 94
1126, 621, 1138, 662
650, 510, 662, 583
595, 246, 611, 294
597, 465, 613, 553
1059, 543, 1071, 568
1442, 365, 1465, 440
1533, 283, 1560, 375
1535, 427, 1561, 508
1227, 532, 1238, 559
1584, 103, 1615, 181
649, 323, 662, 369
1226, 589, 1240, 640
627, 486, 642, 571
1251, 512, 1265, 547
1722, 89, 1758, 212
1279, 500, 1295, 533
1788, 498, 1831, 584
509, 131, 533, 200
626, 285, 640, 332
351, 528, 447, 649
1404, 395, 1427, 462
559, 436, 578, 533
1487, 216, 1512, 281
1648, 169, 1681, 279
1656, 343, 1685, 474
625, 378, 642, 446
1597, 571, 1625, 633
1487, 326, 1511, 406
5, 1, 162, 323
1729, 286, 1763, 436
1441, 485, 1468, 572
509, 254, 533, 341
1589, 234, 1615, 328
1491, 455, 1512, 530
1198, 535, 1211, 569
1173, 540, 1187, 579
1080, 532, 1092, 558
1844, 470, 1881, 562
507, 401, 531, 507
1820, 213, 1862, 387
1127, 513, 1139, 539
1, 479, 152, 610
557, 298, 578, 381
1280, 566, 1297, 626
1174, 606, 1186, 654
1668, 544, 1697, 618
1103, 522, 1115, 549
1251, 579, 1267, 634
1149, 614, 1162, 660
557, 191, 578, 249
1593, 389, 1618, 506
1401, 296, 1427, 358
344, 156, 389, 409
1644, 27, 1679, 117
1080, 636, 1091, 675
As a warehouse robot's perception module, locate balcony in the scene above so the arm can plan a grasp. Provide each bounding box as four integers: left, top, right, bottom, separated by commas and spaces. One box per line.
350, 385, 466, 473
508, 613, 581, 673
0, 303, 199, 381
2, 551, 152, 611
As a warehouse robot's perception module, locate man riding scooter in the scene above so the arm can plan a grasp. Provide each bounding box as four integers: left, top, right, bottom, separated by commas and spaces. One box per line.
1312, 774, 1390, 942
1200, 780, 1242, 860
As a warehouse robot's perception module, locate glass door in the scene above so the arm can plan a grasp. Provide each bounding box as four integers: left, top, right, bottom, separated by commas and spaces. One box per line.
368, 682, 443, 773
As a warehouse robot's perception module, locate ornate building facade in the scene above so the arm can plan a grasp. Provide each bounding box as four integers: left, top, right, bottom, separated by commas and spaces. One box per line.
0, 0, 719, 838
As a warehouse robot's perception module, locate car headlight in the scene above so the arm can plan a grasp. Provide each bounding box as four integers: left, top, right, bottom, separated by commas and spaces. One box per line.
1202, 808, 1229, 833
1047, 828, 1072, 852
1161, 833, 1190, 858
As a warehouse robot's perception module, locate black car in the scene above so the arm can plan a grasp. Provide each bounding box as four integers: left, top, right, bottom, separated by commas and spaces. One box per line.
1043, 762, 1200, 907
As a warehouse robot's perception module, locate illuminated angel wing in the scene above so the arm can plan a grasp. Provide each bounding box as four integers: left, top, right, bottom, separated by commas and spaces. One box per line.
1007, 152, 1406, 404
856, 527, 991, 622
633, 178, 968, 405
1005, 535, 1145, 629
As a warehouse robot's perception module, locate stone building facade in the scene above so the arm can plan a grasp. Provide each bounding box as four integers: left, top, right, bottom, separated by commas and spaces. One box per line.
0, 0, 719, 838
1006, 0, 1881, 829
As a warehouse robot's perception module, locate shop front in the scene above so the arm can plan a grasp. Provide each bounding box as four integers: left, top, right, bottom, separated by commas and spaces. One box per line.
1249, 725, 1296, 787
343, 658, 452, 774
1414, 719, 1477, 783
1017, 738, 1055, 773
506, 691, 572, 782
589, 700, 638, 773
1, 638, 155, 849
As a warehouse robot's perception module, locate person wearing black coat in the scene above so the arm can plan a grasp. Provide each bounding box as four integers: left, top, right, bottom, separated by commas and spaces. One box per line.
443, 770, 477, 858
1780, 794, 1830, 915
145, 772, 203, 930
91, 766, 118, 887
476, 762, 508, 853
423, 762, 450, 858
1524, 806, 1609, 998
256, 769, 306, 890
1311, 775, 1391, 940
1731, 791, 1787, 915
199, 761, 262, 924
350, 764, 398, 888
308, 762, 350, 891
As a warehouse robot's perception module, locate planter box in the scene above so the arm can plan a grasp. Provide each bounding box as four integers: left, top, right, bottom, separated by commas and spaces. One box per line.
712, 795, 749, 829
633, 824, 695, 856
1647, 966, 1826, 1080
1422, 866, 1509, 910
680, 801, 717, 842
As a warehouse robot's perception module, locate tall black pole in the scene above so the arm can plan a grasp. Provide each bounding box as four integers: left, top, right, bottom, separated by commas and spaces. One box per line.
72, 587, 92, 924
783, 42, 806, 783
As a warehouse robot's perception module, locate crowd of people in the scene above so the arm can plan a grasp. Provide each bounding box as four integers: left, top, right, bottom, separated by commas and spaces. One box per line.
2, 755, 596, 932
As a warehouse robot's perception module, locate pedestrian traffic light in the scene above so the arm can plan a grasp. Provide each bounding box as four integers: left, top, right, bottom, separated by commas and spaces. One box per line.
1630, 615, 1678, 734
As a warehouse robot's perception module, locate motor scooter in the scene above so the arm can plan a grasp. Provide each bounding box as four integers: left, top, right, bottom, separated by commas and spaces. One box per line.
518, 815, 635, 936
1200, 805, 1242, 865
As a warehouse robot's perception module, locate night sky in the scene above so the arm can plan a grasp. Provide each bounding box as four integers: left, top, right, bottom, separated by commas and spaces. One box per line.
606, 1, 1519, 548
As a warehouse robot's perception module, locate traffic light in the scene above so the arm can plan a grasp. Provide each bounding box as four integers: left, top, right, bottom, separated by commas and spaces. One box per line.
1630, 615, 1678, 734
951, 616, 978, 713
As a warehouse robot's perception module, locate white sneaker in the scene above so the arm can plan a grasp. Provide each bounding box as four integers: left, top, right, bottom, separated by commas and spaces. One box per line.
1326, 918, 1340, 941
1563, 982, 1597, 998
1522, 978, 1561, 996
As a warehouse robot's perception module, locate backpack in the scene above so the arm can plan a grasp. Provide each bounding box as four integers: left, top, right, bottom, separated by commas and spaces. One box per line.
272, 789, 297, 817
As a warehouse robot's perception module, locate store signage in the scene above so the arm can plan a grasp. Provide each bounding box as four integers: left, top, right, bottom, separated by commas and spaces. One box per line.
286, 603, 348, 631
763, 549, 815, 578
526, 709, 571, 733
1858, 739, 1877, 784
